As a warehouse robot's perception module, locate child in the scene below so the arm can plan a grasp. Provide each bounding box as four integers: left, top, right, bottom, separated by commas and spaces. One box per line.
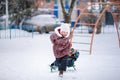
50, 48, 80, 71
50, 23, 71, 77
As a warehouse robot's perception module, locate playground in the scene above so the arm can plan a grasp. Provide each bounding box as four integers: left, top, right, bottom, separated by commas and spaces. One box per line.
0, 26, 120, 80
0, 1, 120, 80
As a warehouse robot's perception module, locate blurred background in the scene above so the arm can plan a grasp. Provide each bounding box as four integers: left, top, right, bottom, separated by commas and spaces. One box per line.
0, 0, 120, 39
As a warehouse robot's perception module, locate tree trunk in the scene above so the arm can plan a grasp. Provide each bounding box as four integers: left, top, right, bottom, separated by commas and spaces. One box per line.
60, 0, 76, 23
64, 13, 71, 23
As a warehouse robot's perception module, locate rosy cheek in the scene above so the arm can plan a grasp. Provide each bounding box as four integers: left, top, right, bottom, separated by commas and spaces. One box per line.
66, 32, 68, 35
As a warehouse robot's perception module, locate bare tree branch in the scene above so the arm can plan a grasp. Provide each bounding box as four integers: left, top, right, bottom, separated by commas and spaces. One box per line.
60, 0, 66, 15
68, 0, 76, 15
59, 0, 76, 23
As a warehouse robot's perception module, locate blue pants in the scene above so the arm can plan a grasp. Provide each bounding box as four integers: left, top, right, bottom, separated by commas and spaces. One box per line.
56, 55, 68, 71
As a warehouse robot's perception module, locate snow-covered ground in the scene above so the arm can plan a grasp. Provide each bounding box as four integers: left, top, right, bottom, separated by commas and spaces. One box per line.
0, 26, 120, 80
0, 29, 34, 39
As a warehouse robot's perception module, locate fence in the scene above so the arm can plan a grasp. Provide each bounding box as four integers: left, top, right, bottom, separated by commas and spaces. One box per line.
101, 25, 120, 34
0, 25, 34, 39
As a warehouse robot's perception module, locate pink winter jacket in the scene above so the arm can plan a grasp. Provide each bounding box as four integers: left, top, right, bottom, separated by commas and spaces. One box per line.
50, 33, 71, 58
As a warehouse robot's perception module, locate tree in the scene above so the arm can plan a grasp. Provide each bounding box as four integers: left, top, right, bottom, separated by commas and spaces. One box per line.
0, 0, 37, 24
60, 0, 76, 23
10, 0, 37, 24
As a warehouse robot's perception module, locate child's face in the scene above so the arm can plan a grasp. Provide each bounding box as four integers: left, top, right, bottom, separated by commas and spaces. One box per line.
60, 31, 68, 37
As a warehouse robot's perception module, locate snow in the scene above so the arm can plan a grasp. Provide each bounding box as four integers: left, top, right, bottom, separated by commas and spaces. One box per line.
0, 26, 120, 80
0, 29, 34, 39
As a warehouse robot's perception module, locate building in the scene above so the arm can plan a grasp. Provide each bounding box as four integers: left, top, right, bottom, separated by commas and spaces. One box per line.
33, 0, 120, 26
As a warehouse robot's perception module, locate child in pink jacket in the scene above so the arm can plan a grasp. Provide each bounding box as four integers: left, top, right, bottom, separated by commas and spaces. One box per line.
50, 23, 71, 77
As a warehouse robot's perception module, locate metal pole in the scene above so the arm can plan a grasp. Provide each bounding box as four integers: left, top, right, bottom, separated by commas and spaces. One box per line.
5, 0, 9, 38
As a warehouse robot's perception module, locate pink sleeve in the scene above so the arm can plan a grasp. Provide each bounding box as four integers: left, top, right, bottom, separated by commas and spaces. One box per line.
50, 33, 58, 44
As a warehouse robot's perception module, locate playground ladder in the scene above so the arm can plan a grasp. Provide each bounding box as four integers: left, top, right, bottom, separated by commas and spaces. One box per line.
71, 2, 120, 55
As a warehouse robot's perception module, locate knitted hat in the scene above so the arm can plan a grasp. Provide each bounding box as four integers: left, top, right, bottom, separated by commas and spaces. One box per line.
55, 23, 71, 37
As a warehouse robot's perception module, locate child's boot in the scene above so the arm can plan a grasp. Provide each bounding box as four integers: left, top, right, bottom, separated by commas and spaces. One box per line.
59, 70, 63, 77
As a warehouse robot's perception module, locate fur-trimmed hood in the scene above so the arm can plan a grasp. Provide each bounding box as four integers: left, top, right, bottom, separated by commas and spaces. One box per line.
54, 23, 71, 37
